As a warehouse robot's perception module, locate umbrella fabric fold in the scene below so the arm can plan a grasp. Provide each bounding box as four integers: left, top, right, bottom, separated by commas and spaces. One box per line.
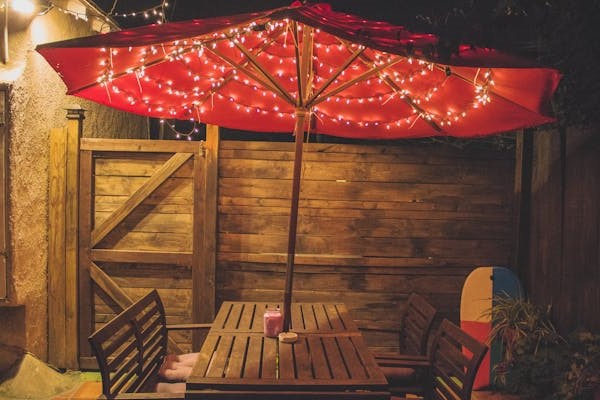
36, 2, 561, 332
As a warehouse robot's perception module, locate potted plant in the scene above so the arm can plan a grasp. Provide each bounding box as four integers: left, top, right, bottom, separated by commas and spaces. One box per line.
485, 295, 566, 399
486, 295, 600, 400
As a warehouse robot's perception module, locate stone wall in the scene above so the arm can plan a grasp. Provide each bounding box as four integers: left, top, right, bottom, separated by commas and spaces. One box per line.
0, 5, 147, 369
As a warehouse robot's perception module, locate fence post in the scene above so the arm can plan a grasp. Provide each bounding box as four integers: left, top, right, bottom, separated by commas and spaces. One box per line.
66, 106, 84, 369
193, 125, 218, 350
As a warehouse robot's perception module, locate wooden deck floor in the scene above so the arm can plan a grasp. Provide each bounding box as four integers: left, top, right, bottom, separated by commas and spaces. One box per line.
54, 382, 521, 400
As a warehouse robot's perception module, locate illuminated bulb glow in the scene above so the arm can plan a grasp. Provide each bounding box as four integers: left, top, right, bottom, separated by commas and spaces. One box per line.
92, 20, 497, 139
10, 0, 35, 14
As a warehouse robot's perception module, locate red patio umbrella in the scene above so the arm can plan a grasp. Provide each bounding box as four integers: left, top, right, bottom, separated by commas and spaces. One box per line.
37, 2, 560, 334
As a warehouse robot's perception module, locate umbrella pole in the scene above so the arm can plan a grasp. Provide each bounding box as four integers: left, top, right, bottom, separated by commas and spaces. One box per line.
282, 108, 308, 333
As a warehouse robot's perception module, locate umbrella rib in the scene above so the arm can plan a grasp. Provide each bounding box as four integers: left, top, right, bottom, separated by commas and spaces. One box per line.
208, 46, 295, 106
309, 56, 404, 107
195, 29, 285, 106
338, 40, 442, 132
381, 75, 442, 132
233, 40, 296, 106
292, 21, 304, 105
305, 45, 366, 108
294, 22, 314, 107
360, 57, 442, 132
68, 34, 249, 95
436, 65, 540, 115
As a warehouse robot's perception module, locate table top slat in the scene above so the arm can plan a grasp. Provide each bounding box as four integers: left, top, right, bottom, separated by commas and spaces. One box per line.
307, 336, 331, 380
244, 335, 263, 379
322, 337, 349, 379
349, 336, 386, 381
212, 302, 232, 330
250, 303, 266, 332
191, 334, 219, 378
224, 303, 244, 330
324, 304, 345, 331
292, 336, 313, 380
206, 335, 234, 378
237, 303, 256, 331
291, 303, 304, 332
301, 304, 318, 332
314, 304, 332, 331
278, 342, 296, 379
337, 305, 359, 332
261, 337, 278, 379
225, 335, 247, 378
337, 336, 368, 379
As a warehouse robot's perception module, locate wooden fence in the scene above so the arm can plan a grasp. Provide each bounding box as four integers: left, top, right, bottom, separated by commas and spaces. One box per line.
48, 119, 516, 367
216, 140, 515, 350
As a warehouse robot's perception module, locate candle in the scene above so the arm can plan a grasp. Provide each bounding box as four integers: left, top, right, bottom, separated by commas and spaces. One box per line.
263, 308, 283, 338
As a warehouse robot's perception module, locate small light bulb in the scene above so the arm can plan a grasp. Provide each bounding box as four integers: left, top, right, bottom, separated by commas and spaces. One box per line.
10, 0, 35, 14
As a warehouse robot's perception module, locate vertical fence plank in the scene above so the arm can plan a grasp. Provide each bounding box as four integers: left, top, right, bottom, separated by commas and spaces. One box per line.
78, 149, 93, 361
65, 108, 84, 369
528, 128, 564, 324
48, 127, 67, 367
193, 125, 218, 349
513, 129, 533, 284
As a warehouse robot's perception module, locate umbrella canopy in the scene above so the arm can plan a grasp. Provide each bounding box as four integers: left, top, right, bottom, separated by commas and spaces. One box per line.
37, 2, 560, 333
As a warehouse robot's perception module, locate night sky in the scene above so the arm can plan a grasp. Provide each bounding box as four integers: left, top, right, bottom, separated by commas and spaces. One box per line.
93, 0, 450, 27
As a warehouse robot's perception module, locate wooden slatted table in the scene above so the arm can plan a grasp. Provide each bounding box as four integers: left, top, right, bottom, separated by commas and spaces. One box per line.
185, 302, 390, 399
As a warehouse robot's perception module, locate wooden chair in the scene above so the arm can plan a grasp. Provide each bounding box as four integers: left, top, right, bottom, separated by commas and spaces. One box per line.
384, 319, 488, 400
374, 293, 438, 392
88, 289, 211, 399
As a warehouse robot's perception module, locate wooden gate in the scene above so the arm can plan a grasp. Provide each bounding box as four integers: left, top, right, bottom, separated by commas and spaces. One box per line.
76, 133, 216, 368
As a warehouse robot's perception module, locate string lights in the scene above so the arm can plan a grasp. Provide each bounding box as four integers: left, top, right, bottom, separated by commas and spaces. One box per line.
160, 119, 202, 140
92, 17, 498, 139
110, 0, 170, 24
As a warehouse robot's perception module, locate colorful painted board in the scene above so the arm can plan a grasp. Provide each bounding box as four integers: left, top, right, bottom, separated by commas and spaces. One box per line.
460, 266, 523, 390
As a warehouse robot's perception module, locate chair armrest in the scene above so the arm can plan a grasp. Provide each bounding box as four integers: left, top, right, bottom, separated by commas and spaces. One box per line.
374, 353, 430, 368
373, 352, 428, 361
166, 323, 212, 331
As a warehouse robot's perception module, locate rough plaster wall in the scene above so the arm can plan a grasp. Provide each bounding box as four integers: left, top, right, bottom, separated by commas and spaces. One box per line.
1, 8, 147, 361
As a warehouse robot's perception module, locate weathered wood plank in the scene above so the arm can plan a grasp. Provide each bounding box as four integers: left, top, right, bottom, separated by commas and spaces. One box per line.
219, 178, 511, 205
95, 201, 193, 214
78, 149, 94, 363
220, 158, 511, 185
528, 128, 563, 327
94, 157, 194, 178
218, 260, 480, 273
219, 214, 511, 238
98, 231, 193, 252
48, 127, 67, 367
65, 111, 81, 369
94, 210, 193, 234
194, 125, 218, 349
217, 252, 507, 268
94, 175, 192, 197
90, 249, 192, 265
218, 269, 464, 294
80, 138, 204, 153
217, 233, 512, 259
219, 140, 513, 161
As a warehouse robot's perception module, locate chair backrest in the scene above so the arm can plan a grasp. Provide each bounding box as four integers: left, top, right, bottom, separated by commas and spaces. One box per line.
428, 319, 488, 400
89, 289, 169, 397
399, 293, 438, 355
